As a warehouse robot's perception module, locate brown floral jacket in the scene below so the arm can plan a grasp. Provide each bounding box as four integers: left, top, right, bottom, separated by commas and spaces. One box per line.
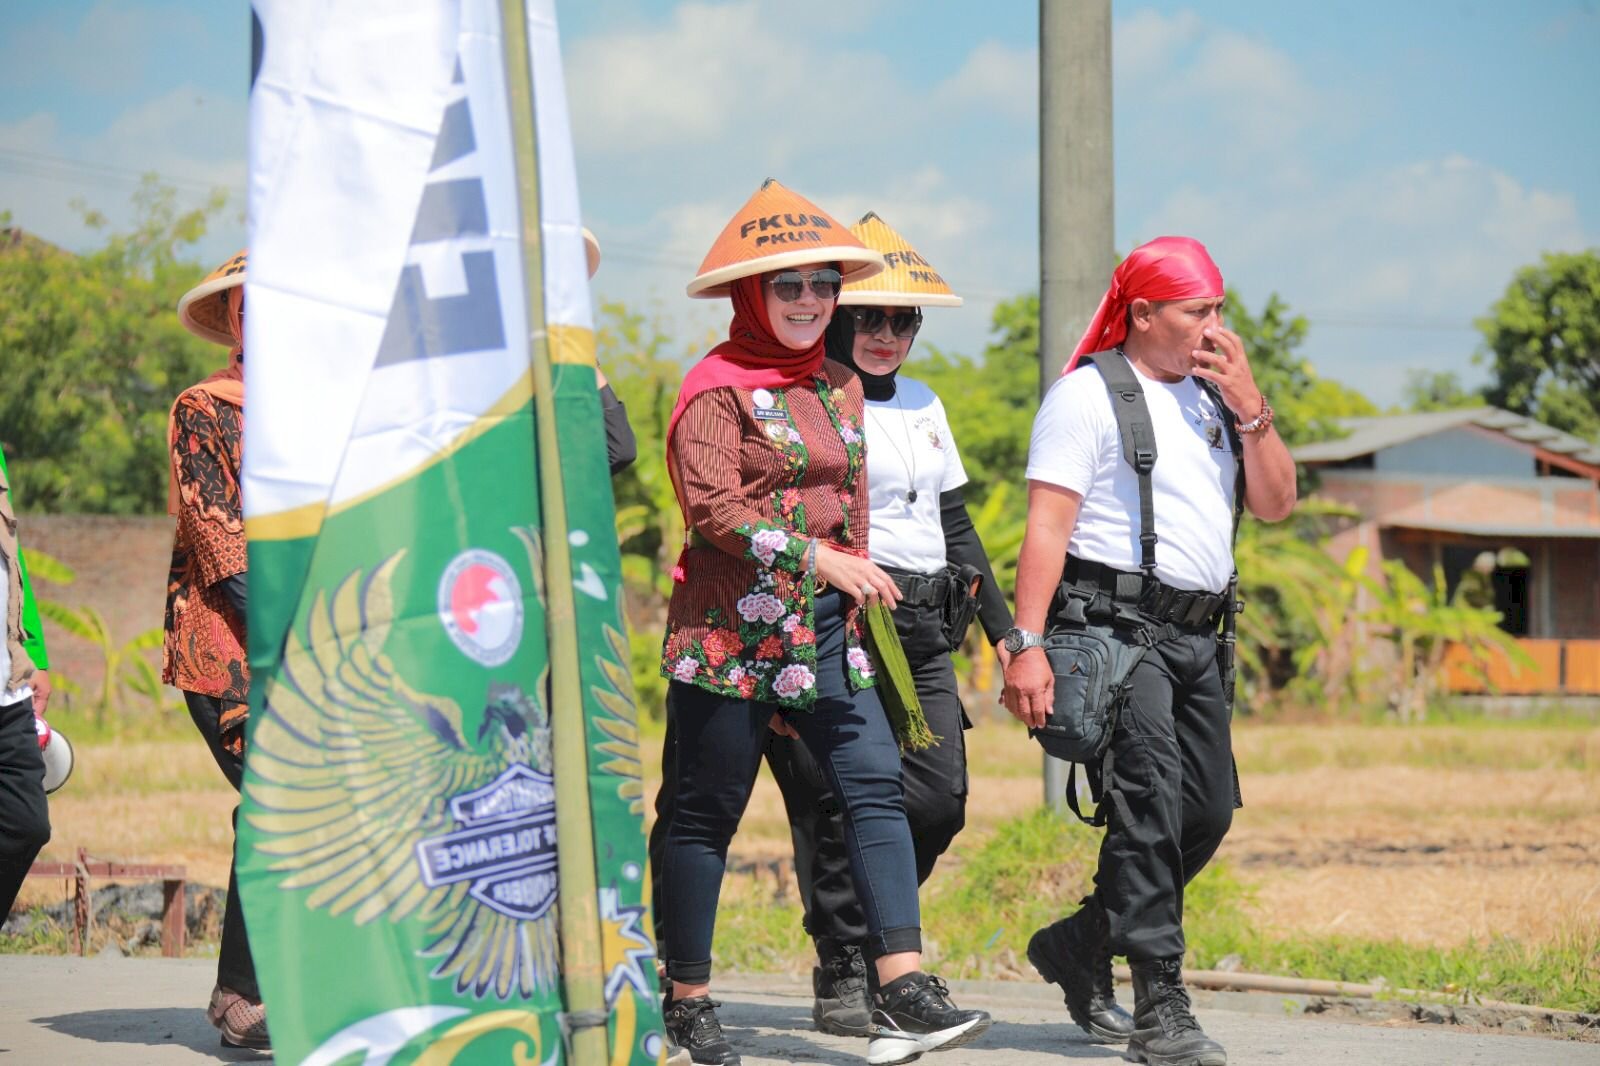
661, 359, 875, 710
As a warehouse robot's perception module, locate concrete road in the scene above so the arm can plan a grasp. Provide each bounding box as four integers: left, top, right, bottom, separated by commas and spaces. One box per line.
1, 956, 1595, 1065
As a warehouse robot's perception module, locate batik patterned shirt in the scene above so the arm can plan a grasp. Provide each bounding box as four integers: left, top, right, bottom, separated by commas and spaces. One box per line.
661, 359, 875, 710
162, 387, 248, 725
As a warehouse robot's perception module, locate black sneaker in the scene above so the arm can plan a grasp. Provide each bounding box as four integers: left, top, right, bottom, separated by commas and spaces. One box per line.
662, 996, 740, 1066
663, 1028, 693, 1066
813, 942, 872, 1036
867, 972, 991, 1065
1026, 897, 1134, 1042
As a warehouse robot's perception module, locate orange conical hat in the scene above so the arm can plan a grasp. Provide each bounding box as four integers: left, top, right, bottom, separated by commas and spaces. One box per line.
177, 250, 247, 346
686, 178, 884, 299
839, 213, 961, 308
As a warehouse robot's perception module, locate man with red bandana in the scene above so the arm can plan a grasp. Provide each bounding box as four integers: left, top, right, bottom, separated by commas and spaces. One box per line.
1002, 236, 1296, 1066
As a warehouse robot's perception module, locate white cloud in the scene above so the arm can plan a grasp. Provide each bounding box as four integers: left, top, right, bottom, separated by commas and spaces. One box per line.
933, 41, 1038, 119
564, 0, 892, 156
1115, 9, 1204, 80
564, 2, 1041, 362
1111, 9, 1590, 403
0, 85, 245, 261
0, 1, 162, 94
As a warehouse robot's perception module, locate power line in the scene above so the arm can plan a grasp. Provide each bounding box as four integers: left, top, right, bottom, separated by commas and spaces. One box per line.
0, 146, 229, 198
1300, 314, 1477, 333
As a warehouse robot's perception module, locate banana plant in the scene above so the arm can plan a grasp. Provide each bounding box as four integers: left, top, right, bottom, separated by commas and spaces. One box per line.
24, 548, 170, 727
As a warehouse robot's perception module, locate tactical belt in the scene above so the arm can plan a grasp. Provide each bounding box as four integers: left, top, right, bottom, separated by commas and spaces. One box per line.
881, 565, 952, 608
1061, 555, 1229, 630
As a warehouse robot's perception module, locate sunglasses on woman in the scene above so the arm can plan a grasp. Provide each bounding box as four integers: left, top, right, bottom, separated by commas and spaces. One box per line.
847, 306, 922, 339
767, 268, 843, 302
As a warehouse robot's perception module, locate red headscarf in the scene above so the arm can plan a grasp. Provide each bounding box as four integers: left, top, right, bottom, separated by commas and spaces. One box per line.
1063, 236, 1223, 374
663, 272, 832, 579
666, 271, 829, 453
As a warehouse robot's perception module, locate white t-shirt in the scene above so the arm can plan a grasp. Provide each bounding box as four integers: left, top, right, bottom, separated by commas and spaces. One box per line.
0, 555, 32, 706
864, 376, 968, 574
1025, 362, 1236, 593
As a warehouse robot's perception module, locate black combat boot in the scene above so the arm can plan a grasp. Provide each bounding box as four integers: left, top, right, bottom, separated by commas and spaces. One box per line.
1026, 896, 1135, 1042
867, 971, 992, 1065
662, 995, 740, 1065
812, 940, 871, 1036
1127, 958, 1227, 1066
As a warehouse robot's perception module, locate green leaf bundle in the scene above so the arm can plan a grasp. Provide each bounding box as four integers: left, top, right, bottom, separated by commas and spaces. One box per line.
863, 601, 936, 751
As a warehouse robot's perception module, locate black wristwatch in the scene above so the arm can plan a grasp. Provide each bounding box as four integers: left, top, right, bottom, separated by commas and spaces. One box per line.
1002, 627, 1045, 654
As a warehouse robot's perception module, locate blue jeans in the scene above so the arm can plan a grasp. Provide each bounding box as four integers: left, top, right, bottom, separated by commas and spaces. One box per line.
659, 590, 921, 984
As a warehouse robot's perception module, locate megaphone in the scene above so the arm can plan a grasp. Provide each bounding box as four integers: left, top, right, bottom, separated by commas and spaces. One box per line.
33, 715, 74, 794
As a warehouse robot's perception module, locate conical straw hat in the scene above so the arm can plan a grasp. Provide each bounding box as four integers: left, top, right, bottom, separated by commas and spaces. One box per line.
839, 213, 960, 308
582, 227, 601, 279
687, 178, 884, 299
177, 250, 247, 345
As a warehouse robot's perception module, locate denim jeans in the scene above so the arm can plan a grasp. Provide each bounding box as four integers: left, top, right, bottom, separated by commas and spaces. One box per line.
771, 593, 970, 954
657, 590, 921, 984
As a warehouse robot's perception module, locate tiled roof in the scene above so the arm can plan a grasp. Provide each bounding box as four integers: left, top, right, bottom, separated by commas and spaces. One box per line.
1293, 406, 1600, 467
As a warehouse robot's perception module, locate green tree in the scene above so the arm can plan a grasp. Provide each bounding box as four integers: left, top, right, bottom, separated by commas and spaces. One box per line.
0, 178, 229, 513
1479, 249, 1600, 442
1224, 290, 1375, 446
1402, 369, 1481, 412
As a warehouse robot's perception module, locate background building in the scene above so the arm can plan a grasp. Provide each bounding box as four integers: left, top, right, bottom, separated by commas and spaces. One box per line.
1295, 408, 1600, 696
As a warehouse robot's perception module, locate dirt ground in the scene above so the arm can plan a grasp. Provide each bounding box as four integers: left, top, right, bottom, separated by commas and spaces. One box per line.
17, 719, 1600, 955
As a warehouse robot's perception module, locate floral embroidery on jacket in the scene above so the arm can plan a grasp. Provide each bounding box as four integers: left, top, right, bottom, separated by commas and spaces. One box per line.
660, 371, 875, 710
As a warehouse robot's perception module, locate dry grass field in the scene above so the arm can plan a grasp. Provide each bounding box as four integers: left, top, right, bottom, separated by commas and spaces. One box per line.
16, 713, 1599, 1000
633, 716, 1600, 954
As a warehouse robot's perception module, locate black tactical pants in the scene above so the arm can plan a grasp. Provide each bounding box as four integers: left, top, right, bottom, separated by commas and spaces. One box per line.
185, 691, 258, 999
1094, 630, 1237, 962
0, 694, 50, 918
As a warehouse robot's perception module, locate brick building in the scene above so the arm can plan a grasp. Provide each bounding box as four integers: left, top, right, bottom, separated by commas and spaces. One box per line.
1294, 407, 1600, 695
18, 514, 175, 715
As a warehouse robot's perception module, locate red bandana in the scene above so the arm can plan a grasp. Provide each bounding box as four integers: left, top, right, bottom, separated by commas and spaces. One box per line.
1065, 236, 1223, 374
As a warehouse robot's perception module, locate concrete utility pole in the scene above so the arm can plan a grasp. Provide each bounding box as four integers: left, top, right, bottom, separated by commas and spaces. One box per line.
1039, 0, 1114, 813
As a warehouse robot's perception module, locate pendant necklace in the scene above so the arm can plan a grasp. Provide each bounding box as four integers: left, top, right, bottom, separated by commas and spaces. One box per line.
873, 392, 920, 503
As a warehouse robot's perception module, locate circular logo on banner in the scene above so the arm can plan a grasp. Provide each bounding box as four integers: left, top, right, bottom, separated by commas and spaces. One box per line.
438, 549, 524, 666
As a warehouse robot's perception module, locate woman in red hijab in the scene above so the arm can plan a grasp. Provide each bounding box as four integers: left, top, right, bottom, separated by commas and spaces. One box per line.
653, 181, 991, 1066
166, 251, 266, 1052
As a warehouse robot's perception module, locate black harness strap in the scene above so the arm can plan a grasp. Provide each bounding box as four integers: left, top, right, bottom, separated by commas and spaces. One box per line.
1085, 351, 1159, 577
1057, 352, 1249, 826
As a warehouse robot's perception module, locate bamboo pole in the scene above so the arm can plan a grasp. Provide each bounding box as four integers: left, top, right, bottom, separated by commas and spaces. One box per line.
498, 2, 607, 1063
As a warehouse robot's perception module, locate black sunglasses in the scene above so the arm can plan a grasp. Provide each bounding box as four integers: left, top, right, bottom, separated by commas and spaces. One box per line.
767, 268, 842, 302
847, 306, 922, 339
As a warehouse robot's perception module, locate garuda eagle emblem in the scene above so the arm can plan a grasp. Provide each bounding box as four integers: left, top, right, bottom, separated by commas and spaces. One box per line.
244, 545, 565, 1002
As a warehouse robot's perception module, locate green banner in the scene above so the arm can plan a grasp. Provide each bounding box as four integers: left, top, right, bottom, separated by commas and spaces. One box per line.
238, 1, 663, 1062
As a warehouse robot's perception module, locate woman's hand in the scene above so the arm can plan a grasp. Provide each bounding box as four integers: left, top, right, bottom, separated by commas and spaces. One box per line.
813, 544, 901, 609
767, 712, 799, 739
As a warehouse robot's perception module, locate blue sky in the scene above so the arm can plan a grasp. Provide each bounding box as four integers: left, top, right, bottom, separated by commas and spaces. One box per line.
2, 1, 1595, 405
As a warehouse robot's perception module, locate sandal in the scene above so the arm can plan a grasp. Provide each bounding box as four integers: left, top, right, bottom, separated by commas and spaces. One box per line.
207, 984, 271, 1051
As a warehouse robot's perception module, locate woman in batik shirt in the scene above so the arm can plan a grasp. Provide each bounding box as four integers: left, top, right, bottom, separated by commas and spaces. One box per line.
163, 250, 266, 1052
652, 180, 990, 1066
